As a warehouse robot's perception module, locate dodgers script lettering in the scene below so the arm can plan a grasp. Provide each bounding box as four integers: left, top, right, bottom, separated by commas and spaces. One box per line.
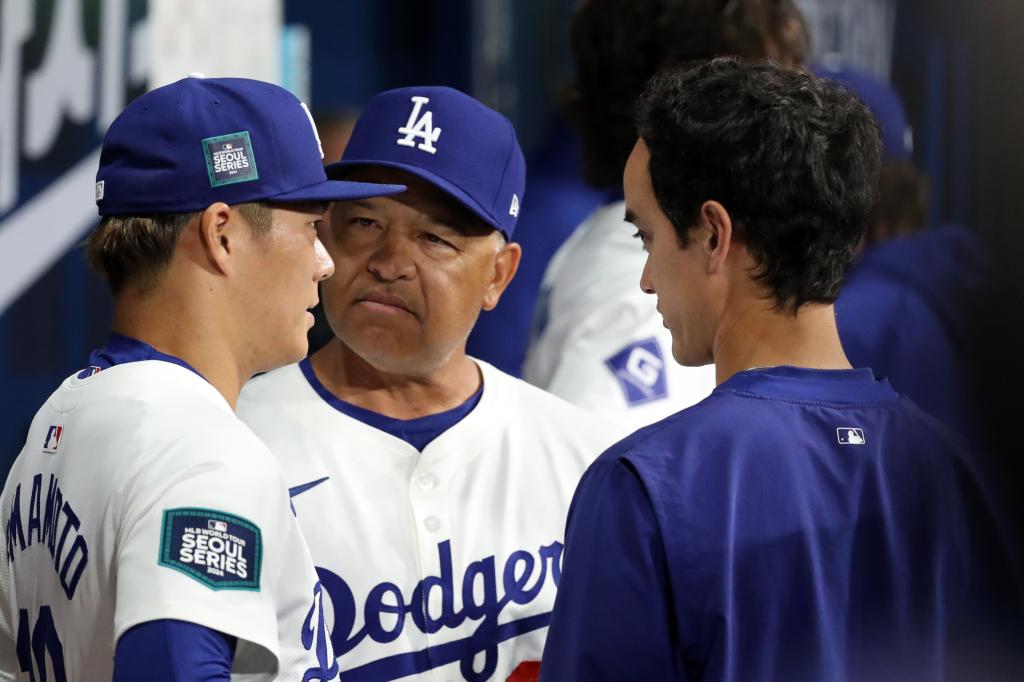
318, 539, 563, 682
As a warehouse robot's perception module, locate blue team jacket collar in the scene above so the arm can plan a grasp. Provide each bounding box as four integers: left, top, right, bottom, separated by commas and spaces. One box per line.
716, 365, 898, 404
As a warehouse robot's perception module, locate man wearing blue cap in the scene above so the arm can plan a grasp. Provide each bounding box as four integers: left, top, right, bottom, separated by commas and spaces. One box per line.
237, 86, 623, 681
0, 75, 403, 680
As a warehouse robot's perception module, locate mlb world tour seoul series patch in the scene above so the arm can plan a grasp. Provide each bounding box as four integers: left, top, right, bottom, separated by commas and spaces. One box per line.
159, 508, 262, 590
203, 130, 259, 187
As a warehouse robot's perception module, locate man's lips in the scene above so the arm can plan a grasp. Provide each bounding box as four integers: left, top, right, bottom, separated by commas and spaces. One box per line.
355, 290, 415, 316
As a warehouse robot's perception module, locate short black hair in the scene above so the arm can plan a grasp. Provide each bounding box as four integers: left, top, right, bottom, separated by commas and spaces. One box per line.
86, 202, 272, 295
636, 58, 882, 311
566, 0, 811, 189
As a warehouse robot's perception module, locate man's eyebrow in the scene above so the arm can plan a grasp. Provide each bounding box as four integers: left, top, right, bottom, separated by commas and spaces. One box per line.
623, 208, 637, 225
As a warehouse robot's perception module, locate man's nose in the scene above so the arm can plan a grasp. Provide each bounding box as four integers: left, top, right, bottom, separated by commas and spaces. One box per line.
314, 237, 335, 282
367, 233, 416, 282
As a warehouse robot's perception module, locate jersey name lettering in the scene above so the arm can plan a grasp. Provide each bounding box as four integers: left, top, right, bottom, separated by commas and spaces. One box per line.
5, 473, 88, 600
319, 539, 563, 682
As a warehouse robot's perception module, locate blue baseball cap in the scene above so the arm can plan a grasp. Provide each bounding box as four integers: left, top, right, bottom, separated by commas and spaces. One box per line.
325, 86, 526, 240
814, 63, 913, 162
95, 75, 405, 216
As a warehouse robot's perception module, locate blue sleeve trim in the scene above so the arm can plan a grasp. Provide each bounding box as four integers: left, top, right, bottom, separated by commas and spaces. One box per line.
113, 619, 237, 682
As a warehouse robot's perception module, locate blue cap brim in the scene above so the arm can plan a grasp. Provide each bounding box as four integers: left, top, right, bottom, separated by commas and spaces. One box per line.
326, 159, 507, 237
264, 178, 406, 203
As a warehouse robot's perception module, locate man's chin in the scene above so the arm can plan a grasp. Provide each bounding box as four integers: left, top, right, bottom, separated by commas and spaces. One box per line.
260, 339, 310, 375
670, 342, 713, 368
342, 335, 435, 375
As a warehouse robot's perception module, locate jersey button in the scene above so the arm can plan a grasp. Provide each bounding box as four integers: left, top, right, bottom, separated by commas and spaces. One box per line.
416, 473, 437, 490
424, 516, 441, 532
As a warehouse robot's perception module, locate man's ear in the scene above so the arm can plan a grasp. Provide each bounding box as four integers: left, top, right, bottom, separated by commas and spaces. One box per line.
482, 240, 522, 311
699, 200, 734, 275
196, 202, 237, 276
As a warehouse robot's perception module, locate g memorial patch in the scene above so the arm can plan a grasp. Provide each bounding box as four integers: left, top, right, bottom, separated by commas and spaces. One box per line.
202, 131, 259, 187
159, 508, 262, 590
605, 337, 669, 407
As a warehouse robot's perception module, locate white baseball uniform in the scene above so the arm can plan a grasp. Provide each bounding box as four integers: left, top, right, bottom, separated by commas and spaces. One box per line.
523, 200, 717, 430
236, 358, 624, 682
0, 361, 336, 681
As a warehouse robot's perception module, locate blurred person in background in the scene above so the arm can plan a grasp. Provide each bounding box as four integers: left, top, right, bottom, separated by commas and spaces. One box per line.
523, 0, 812, 431
823, 63, 992, 445
466, 116, 605, 377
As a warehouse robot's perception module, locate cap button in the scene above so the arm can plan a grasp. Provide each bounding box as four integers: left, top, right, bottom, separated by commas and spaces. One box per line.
188, 72, 207, 79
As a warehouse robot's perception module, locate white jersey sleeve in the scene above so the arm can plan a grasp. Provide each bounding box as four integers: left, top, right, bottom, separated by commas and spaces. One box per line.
0, 362, 337, 681
523, 201, 716, 431
113, 422, 297, 666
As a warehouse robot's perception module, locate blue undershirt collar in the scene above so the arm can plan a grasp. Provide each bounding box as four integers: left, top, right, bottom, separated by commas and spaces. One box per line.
82, 333, 207, 382
299, 357, 483, 451
717, 365, 898, 404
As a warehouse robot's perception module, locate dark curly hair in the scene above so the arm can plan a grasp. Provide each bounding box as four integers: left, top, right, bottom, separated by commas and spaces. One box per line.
636, 58, 882, 311
566, 0, 811, 189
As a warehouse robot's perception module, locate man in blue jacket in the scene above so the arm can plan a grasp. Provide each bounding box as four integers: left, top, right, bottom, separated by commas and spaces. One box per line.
542, 59, 1020, 681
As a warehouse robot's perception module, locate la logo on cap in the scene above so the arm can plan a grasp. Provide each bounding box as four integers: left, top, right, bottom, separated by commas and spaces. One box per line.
397, 96, 441, 154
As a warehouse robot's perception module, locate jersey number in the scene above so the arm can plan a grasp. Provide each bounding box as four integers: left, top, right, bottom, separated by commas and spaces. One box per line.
16, 606, 67, 682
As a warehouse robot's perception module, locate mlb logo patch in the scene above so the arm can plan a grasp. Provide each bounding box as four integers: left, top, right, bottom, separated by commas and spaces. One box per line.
837, 427, 866, 445
159, 508, 262, 591
202, 131, 259, 187
605, 338, 669, 407
75, 365, 102, 380
42, 425, 63, 453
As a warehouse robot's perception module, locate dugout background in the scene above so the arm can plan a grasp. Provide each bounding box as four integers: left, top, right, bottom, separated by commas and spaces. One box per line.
0, 0, 1021, 505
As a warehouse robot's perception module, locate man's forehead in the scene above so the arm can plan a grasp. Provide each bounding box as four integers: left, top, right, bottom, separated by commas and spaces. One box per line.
623, 140, 653, 220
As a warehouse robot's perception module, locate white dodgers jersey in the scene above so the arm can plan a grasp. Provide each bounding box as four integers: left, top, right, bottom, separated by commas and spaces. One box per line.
523, 200, 717, 431
0, 361, 336, 681
236, 359, 624, 681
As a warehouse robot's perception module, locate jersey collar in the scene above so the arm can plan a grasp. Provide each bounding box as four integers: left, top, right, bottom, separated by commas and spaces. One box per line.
83, 333, 207, 382
298, 357, 484, 451
716, 365, 898, 404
